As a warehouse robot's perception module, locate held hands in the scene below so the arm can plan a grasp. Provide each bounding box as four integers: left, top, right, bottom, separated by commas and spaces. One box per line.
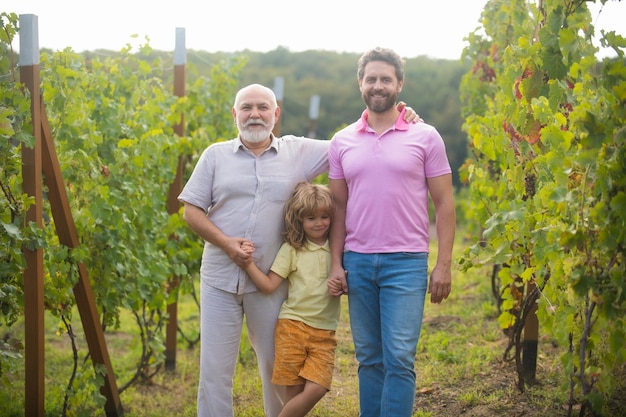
240, 241, 255, 255
225, 238, 254, 268
327, 265, 348, 297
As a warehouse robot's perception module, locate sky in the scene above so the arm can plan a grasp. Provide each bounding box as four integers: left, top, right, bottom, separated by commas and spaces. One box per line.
6, 0, 625, 60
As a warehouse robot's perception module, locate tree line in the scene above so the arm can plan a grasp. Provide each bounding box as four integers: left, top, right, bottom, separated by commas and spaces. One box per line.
83, 46, 471, 186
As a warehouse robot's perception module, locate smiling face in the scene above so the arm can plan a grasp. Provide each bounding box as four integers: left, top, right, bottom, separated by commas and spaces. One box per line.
302, 209, 331, 246
359, 60, 404, 114
233, 84, 280, 146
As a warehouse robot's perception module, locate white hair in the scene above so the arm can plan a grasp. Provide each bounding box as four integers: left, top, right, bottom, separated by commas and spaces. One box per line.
234, 83, 278, 108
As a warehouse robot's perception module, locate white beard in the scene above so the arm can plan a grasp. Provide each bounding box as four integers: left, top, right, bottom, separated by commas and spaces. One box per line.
237, 119, 272, 144
240, 127, 272, 144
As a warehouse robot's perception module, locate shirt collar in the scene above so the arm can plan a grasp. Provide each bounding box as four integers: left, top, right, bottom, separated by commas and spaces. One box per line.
355, 108, 411, 133
233, 134, 279, 153
305, 239, 330, 252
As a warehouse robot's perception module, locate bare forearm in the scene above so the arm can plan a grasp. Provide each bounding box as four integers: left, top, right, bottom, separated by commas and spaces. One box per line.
182, 203, 227, 249
244, 263, 283, 294
329, 208, 346, 268
427, 174, 456, 269
182, 202, 251, 267
328, 179, 348, 295
329, 179, 348, 269
435, 203, 456, 268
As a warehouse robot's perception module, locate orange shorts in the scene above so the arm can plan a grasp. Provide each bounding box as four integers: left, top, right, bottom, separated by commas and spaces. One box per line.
271, 318, 337, 390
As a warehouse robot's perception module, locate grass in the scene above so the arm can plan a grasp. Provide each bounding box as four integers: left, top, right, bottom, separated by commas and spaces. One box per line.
1, 231, 624, 416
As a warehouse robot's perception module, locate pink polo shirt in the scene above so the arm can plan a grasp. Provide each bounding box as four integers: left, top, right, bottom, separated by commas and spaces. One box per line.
328, 110, 451, 253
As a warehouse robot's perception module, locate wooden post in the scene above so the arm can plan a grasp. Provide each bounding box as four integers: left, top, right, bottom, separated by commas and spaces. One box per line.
307, 94, 320, 138
20, 13, 123, 416
40, 103, 123, 417
272, 76, 284, 137
19, 14, 45, 417
165, 27, 186, 371
522, 280, 538, 384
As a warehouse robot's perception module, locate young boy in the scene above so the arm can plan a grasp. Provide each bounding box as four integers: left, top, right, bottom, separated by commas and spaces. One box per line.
242, 182, 340, 417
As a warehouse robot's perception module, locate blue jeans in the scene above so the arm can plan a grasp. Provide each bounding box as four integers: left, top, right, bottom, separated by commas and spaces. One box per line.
343, 251, 428, 417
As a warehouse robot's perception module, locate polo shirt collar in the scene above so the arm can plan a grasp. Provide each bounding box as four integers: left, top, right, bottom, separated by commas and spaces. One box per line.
304, 239, 330, 252
355, 108, 411, 133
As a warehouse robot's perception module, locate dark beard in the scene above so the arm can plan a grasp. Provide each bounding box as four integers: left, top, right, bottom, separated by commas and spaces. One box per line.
363, 92, 398, 114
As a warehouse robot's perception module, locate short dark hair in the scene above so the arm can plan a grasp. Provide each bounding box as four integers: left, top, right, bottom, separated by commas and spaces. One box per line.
357, 47, 405, 82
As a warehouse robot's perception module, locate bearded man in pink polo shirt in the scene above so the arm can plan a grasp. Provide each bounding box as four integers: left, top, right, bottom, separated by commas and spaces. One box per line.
328, 47, 456, 417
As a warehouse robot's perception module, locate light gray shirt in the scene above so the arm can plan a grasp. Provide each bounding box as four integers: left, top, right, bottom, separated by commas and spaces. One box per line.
178, 135, 330, 294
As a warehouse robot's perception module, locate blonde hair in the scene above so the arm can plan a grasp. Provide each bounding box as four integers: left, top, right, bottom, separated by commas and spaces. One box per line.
283, 182, 335, 250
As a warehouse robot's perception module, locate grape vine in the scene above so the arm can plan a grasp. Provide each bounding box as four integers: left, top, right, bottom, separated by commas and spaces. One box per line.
1, 11, 246, 414
459, 0, 625, 415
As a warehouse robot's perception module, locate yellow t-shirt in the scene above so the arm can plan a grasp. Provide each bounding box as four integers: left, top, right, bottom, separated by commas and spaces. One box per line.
270, 240, 340, 331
